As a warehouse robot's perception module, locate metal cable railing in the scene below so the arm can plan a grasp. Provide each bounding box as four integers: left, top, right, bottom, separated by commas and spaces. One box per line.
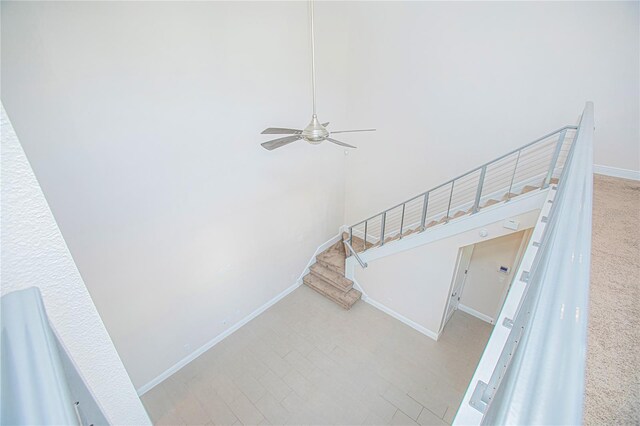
347, 124, 578, 258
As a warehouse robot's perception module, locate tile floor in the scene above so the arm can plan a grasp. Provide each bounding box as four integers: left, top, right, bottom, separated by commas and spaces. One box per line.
141, 285, 493, 425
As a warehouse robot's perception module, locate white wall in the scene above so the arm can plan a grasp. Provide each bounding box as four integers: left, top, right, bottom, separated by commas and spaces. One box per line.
1, 107, 151, 425
1, 1, 349, 390
459, 230, 529, 323
341, 1, 640, 224
354, 210, 539, 338
3, 0, 637, 395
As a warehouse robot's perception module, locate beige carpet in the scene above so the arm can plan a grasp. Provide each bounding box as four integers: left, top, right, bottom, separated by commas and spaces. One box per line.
584, 174, 640, 425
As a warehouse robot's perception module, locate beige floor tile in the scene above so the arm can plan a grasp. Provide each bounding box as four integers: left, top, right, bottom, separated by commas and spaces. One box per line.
360, 391, 398, 423
254, 392, 291, 425
283, 349, 317, 378
142, 385, 181, 424
211, 374, 244, 406
390, 410, 419, 425
416, 408, 446, 426
227, 393, 265, 425
407, 388, 447, 419
282, 369, 315, 400
142, 286, 490, 425
280, 391, 306, 416
235, 373, 267, 403
174, 395, 211, 426
362, 410, 389, 425
197, 392, 238, 426
257, 370, 292, 402
442, 406, 456, 425
383, 386, 424, 420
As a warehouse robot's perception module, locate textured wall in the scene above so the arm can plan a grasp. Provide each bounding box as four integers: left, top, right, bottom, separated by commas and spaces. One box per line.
1, 106, 151, 425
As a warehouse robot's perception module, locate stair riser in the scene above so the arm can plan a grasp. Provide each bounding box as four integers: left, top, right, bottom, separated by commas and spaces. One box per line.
309, 270, 352, 293
303, 280, 353, 310
316, 259, 343, 275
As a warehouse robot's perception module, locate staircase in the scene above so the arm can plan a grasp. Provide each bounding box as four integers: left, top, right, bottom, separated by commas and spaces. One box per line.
345, 182, 555, 253
307, 124, 578, 308
344, 125, 578, 258
303, 239, 362, 309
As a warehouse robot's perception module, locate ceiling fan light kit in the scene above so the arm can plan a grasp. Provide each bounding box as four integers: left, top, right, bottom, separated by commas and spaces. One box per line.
260, 0, 375, 151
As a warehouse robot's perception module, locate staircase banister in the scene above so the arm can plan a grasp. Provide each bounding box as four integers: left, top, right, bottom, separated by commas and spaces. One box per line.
348, 125, 578, 230
344, 240, 368, 268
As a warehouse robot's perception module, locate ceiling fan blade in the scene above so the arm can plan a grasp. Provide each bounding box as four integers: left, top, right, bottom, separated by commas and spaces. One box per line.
322, 122, 329, 127
261, 135, 302, 151
330, 129, 376, 134
261, 127, 302, 135
327, 138, 357, 149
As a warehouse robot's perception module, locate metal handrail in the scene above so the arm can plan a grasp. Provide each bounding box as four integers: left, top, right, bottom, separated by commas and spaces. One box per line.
348, 124, 578, 256
343, 240, 368, 268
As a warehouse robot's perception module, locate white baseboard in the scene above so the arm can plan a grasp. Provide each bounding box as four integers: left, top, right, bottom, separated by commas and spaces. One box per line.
137, 231, 342, 396
458, 304, 494, 324
136, 279, 301, 395
594, 164, 640, 181
363, 297, 440, 341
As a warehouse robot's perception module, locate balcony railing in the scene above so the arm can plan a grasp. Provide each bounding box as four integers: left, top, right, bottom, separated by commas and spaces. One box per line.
463, 102, 594, 424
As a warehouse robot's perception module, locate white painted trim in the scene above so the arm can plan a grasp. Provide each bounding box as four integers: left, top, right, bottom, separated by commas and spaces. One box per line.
594, 164, 640, 181
136, 280, 300, 395
137, 231, 342, 396
458, 304, 494, 324
350, 276, 368, 299
363, 297, 440, 341
347, 189, 547, 270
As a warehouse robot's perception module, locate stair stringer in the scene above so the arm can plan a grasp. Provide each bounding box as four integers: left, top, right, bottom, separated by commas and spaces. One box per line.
342, 188, 549, 341
345, 187, 549, 277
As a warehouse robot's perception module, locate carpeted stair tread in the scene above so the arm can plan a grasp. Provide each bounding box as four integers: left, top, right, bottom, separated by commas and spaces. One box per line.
310, 263, 353, 292
303, 274, 361, 310
316, 241, 346, 274
342, 232, 375, 254
520, 185, 539, 195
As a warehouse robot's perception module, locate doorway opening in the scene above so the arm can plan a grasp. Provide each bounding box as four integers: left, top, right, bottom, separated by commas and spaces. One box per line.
442, 229, 532, 332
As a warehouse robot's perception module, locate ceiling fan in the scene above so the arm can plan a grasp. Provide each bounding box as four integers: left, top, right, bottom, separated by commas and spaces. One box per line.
260, 0, 375, 151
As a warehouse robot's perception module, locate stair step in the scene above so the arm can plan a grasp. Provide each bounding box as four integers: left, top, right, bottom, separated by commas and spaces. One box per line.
402, 227, 418, 237
316, 241, 346, 275
520, 185, 539, 195
303, 274, 361, 310
310, 263, 353, 292
482, 198, 500, 208
384, 233, 401, 244
438, 216, 449, 224
343, 232, 375, 254
452, 210, 468, 219
550, 177, 559, 185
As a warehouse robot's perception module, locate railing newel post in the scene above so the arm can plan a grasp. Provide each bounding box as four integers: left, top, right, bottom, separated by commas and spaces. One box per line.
507, 150, 521, 201
363, 221, 368, 249
472, 166, 487, 214
445, 181, 455, 222
420, 192, 429, 231
542, 129, 567, 188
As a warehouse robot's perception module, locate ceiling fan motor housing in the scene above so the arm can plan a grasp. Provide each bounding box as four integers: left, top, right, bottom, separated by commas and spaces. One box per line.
302, 115, 329, 144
